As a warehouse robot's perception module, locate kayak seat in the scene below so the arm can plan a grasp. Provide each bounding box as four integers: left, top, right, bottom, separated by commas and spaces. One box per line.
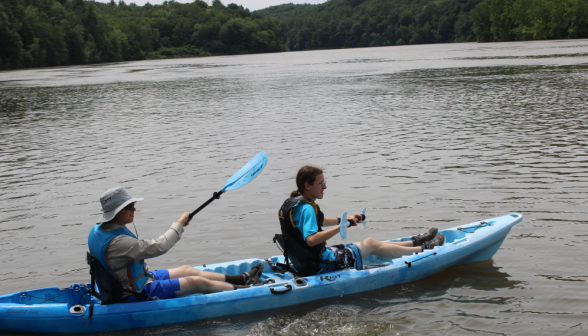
86, 252, 147, 305
273, 234, 325, 277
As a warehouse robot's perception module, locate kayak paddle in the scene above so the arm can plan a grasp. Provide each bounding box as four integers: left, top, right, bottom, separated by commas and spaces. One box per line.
361, 207, 367, 227
188, 151, 268, 220
339, 207, 367, 240
339, 211, 349, 240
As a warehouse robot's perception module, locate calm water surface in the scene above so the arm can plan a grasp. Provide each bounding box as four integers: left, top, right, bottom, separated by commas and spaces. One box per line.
1, 40, 588, 335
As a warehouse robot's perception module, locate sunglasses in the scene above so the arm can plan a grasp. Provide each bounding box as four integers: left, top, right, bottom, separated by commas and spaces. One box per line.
318, 180, 327, 187
124, 203, 136, 211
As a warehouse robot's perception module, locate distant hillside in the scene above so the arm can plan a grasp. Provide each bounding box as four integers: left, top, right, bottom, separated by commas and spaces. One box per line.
0, 0, 283, 70
257, 0, 588, 51
255, 3, 317, 22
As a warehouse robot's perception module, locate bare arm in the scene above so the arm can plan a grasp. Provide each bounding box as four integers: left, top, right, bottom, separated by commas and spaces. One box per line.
322, 217, 340, 226
306, 225, 341, 247
322, 213, 363, 227
308, 213, 364, 246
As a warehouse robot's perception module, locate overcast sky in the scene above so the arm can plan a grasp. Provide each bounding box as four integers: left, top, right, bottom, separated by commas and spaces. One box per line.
93, 0, 327, 12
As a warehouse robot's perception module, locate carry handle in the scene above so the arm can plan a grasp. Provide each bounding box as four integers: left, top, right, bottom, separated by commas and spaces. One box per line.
270, 284, 292, 294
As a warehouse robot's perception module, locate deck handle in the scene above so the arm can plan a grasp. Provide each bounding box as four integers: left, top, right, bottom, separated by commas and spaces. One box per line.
270, 284, 292, 294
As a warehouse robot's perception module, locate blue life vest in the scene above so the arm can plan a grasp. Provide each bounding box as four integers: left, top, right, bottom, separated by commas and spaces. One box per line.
88, 224, 150, 292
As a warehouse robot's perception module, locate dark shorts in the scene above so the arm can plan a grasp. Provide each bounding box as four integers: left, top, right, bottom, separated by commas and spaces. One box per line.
317, 243, 363, 274
125, 269, 181, 303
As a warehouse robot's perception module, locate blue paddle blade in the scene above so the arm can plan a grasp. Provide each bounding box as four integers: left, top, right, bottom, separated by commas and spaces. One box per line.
221, 152, 268, 192
339, 211, 348, 240
362, 207, 367, 227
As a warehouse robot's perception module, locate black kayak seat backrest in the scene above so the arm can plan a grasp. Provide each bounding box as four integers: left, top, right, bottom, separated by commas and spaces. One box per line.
274, 234, 324, 277
86, 252, 128, 305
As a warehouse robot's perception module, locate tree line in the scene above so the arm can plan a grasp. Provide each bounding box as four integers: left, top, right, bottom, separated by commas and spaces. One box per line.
258, 0, 588, 50
471, 0, 588, 42
1, 0, 587, 70
0, 0, 283, 70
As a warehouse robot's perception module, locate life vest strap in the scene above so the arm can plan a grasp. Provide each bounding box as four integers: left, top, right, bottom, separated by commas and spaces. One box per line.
107, 259, 137, 273
118, 270, 148, 285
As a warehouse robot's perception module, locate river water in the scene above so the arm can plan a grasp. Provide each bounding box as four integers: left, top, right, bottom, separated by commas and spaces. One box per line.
1, 39, 588, 335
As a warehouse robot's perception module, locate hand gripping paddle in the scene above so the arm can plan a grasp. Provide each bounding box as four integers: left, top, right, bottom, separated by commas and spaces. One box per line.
188, 152, 268, 220
339, 207, 367, 240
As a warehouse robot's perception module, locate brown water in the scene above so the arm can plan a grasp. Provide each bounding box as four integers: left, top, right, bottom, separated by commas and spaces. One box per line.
1, 40, 588, 335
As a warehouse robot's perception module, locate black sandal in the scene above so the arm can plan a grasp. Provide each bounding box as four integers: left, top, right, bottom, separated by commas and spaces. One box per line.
244, 263, 264, 285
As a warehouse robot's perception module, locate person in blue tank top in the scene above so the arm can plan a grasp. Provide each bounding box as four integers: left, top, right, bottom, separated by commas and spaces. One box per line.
286, 166, 445, 275
88, 186, 263, 303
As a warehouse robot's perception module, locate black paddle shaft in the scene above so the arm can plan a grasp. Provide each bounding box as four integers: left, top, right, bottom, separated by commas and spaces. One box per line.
343, 214, 367, 226
189, 190, 224, 220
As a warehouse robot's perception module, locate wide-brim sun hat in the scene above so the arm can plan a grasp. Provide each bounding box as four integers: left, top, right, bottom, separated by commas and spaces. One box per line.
97, 186, 143, 223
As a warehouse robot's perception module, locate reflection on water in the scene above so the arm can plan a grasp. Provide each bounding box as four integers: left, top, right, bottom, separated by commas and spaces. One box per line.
1, 39, 588, 335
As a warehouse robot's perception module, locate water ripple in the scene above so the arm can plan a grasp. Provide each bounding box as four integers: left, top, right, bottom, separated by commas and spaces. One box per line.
1, 39, 588, 335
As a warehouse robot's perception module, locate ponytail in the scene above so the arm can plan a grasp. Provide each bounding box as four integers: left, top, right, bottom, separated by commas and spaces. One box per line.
290, 190, 300, 198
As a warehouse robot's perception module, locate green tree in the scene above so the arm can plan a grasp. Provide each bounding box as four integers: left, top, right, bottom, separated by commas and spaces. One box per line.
509, 0, 534, 40
65, 24, 87, 64
489, 0, 516, 41
454, 11, 474, 42
471, 1, 493, 41
567, 0, 588, 38
0, 4, 23, 69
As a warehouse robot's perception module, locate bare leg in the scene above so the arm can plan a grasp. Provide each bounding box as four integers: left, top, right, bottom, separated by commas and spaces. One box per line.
355, 237, 421, 259
381, 241, 413, 247
174, 277, 234, 296
167, 266, 234, 297
168, 265, 227, 281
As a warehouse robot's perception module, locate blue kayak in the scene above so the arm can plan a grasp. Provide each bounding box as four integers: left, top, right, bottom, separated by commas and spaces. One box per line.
0, 213, 522, 334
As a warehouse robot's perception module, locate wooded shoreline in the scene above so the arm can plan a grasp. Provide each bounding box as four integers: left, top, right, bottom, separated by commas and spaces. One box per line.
1, 0, 587, 70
